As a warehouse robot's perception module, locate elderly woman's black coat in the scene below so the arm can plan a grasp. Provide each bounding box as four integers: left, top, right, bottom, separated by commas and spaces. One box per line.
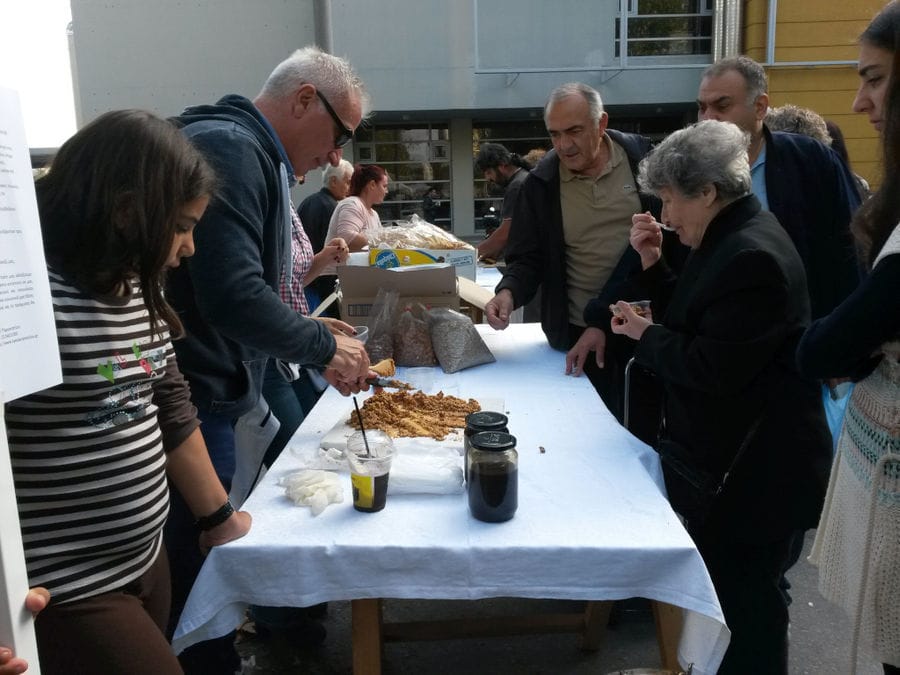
627, 195, 832, 543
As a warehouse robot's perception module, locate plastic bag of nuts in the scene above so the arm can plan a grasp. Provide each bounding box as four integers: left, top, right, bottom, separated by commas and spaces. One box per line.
365, 288, 398, 363
426, 307, 495, 373
393, 304, 437, 367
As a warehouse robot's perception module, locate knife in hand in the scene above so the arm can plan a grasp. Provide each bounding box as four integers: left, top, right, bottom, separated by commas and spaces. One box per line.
365, 376, 412, 389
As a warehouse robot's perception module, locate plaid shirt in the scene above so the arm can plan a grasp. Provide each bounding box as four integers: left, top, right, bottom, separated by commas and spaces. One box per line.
280, 205, 314, 315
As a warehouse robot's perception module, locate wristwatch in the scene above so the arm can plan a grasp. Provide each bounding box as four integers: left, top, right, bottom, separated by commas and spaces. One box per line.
195, 500, 235, 531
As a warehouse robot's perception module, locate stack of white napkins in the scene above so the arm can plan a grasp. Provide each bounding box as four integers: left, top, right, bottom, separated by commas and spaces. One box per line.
388, 440, 464, 495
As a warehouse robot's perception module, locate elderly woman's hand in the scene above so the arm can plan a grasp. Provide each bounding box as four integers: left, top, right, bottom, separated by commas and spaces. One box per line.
610, 301, 653, 341
630, 212, 663, 270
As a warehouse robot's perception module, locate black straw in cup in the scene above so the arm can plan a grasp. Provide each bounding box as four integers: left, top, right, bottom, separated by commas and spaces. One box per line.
352, 396, 371, 457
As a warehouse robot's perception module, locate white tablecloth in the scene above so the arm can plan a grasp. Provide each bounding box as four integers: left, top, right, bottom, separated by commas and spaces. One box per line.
174, 324, 729, 673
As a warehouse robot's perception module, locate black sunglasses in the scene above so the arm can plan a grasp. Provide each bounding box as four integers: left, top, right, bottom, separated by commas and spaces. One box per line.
316, 90, 354, 148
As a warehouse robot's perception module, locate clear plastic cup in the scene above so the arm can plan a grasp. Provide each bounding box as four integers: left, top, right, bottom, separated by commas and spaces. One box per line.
609, 300, 651, 318
352, 326, 369, 344
346, 430, 395, 512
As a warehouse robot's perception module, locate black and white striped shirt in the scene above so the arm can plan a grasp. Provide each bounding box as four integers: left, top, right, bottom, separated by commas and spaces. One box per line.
5, 269, 197, 604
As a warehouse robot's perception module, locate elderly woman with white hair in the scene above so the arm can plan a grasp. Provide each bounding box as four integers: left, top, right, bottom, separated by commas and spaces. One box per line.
606, 120, 832, 674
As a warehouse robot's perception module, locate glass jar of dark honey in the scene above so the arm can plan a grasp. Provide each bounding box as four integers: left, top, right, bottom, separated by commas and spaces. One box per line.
467, 431, 517, 523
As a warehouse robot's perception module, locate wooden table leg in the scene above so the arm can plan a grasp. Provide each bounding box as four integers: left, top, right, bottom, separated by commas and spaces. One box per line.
351, 598, 384, 675
580, 600, 613, 651
652, 600, 684, 671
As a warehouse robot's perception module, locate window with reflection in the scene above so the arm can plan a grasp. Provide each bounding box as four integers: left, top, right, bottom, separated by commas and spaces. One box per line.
616, 0, 713, 58
353, 124, 451, 229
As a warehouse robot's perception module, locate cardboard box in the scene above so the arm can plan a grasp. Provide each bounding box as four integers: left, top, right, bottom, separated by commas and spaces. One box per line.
368, 248, 477, 281
337, 264, 459, 322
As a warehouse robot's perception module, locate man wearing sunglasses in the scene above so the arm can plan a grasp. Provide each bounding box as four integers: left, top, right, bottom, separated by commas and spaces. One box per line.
164, 46, 370, 675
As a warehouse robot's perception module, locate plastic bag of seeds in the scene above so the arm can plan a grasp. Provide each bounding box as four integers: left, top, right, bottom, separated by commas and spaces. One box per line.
365, 288, 398, 362
425, 307, 495, 373
393, 304, 437, 367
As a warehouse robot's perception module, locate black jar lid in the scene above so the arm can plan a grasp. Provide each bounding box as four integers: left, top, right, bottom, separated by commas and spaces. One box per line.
470, 430, 517, 451
465, 411, 509, 431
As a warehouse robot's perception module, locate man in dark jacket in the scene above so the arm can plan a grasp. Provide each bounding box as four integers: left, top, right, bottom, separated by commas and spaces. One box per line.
299, 159, 354, 253
164, 46, 370, 673
298, 158, 353, 312
485, 82, 682, 431
697, 55, 862, 320
474, 142, 531, 260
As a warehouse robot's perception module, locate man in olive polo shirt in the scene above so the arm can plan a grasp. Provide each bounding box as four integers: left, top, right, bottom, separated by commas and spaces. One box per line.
485, 82, 668, 428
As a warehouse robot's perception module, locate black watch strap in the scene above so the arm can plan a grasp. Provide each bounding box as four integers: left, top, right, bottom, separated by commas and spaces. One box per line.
195, 500, 235, 531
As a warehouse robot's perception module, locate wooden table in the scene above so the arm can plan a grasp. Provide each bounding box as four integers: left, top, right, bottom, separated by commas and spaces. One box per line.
350, 598, 685, 674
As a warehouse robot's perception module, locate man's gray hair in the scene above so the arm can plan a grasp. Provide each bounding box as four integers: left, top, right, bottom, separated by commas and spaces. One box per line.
638, 120, 751, 202
702, 55, 768, 106
765, 104, 832, 145
544, 82, 604, 124
323, 158, 353, 184
259, 45, 371, 116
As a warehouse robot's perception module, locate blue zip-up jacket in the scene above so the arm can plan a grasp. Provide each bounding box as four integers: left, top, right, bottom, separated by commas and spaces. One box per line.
166, 95, 336, 417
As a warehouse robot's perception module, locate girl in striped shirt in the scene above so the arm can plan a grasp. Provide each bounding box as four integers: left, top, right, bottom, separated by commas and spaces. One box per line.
4, 109, 251, 675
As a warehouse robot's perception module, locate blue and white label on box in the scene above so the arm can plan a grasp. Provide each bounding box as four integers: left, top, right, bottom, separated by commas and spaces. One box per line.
369, 248, 476, 280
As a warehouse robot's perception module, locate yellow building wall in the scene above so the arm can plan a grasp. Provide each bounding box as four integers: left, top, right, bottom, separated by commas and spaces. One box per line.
742, 1, 887, 187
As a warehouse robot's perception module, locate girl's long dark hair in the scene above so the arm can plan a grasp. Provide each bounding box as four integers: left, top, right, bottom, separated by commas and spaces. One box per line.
853, 2, 900, 267
35, 110, 215, 337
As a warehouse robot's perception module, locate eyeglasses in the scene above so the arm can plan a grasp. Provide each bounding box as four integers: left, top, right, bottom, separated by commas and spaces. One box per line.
316, 90, 354, 148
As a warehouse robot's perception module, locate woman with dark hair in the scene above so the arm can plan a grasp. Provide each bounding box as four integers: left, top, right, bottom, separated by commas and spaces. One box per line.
798, 3, 900, 672
323, 163, 389, 252
3, 109, 251, 674
611, 119, 832, 674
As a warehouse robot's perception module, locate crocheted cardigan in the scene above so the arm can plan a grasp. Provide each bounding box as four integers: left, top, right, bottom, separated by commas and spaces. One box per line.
810, 223, 900, 667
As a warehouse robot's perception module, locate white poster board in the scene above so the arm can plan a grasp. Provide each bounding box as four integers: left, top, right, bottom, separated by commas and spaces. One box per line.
0, 88, 61, 399
0, 411, 40, 673
0, 86, 63, 674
